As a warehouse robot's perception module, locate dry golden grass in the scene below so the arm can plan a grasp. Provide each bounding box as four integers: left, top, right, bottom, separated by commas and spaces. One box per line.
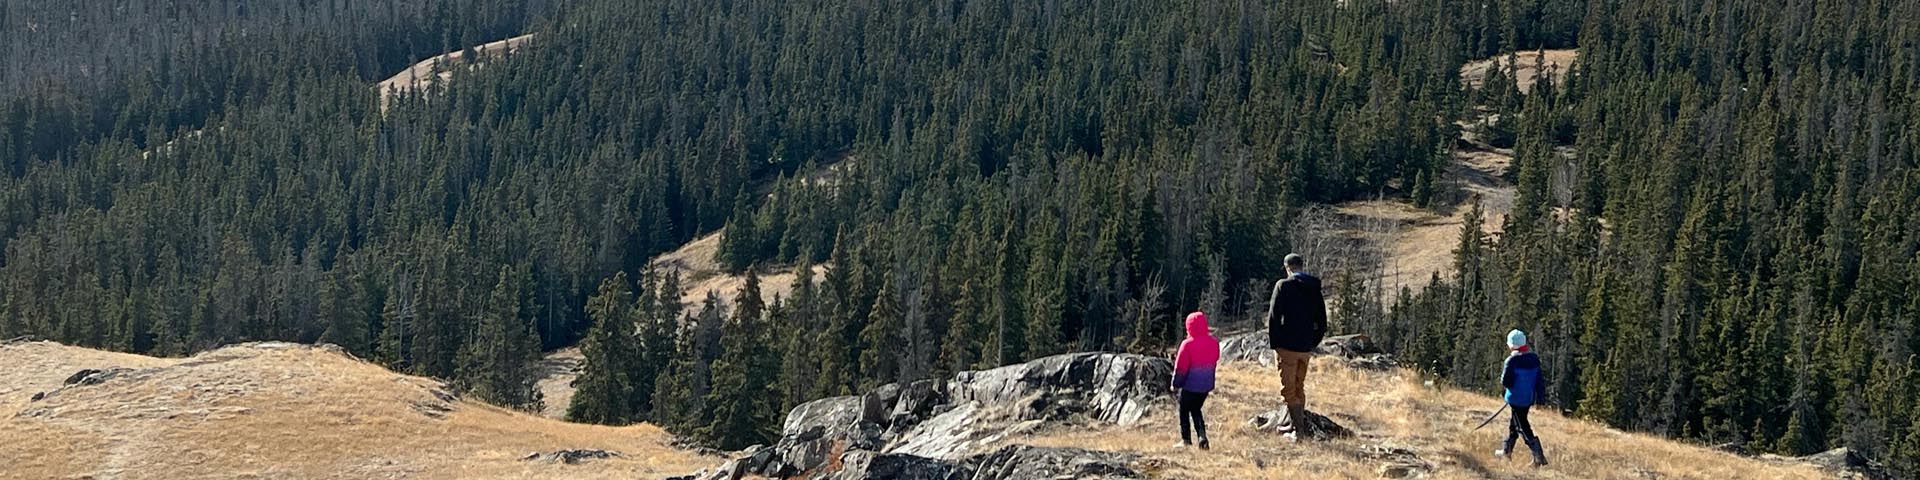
1460, 49, 1579, 94
650, 231, 826, 315
1017, 361, 1829, 480
0, 341, 713, 480
1333, 145, 1511, 297
535, 347, 584, 419
376, 35, 535, 111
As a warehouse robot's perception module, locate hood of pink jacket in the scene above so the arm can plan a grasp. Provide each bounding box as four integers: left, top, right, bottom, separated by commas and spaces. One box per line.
1185, 311, 1212, 339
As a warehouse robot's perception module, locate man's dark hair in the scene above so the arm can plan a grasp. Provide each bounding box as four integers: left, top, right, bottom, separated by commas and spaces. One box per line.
1284, 253, 1305, 270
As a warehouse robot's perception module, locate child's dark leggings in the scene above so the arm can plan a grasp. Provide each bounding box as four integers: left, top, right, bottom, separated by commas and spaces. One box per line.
1179, 390, 1209, 444
1504, 405, 1545, 460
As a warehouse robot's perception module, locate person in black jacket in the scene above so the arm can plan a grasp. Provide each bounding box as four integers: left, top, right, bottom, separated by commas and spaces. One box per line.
1266, 253, 1327, 440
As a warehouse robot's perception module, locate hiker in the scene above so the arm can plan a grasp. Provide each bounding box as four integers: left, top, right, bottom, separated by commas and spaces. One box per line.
1497, 329, 1549, 466
1171, 311, 1220, 449
1266, 253, 1327, 440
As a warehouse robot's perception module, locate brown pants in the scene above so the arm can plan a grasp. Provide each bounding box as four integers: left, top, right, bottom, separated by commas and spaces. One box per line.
1276, 349, 1311, 407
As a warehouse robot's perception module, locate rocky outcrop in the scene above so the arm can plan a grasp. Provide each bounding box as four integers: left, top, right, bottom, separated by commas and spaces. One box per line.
1759, 448, 1890, 480
968, 445, 1137, 480
519, 449, 622, 464
684, 352, 1165, 479
944, 352, 1170, 425
63, 368, 131, 386
828, 451, 970, 480
806, 445, 1136, 480
890, 353, 1169, 459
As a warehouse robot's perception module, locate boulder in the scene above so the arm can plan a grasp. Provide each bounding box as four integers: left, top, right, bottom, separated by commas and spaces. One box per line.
1219, 331, 1275, 368
785, 396, 868, 437
861, 383, 902, 427
968, 445, 1139, 480
1247, 406, 1352, 440
888, 379, 948, 432
945, 352, 1171, 426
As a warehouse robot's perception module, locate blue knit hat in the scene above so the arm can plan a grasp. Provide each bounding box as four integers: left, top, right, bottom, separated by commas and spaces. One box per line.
1507, 329, 1528, 349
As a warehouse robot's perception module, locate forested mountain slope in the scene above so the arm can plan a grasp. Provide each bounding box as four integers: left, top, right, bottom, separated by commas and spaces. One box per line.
0, 0, 1915, 477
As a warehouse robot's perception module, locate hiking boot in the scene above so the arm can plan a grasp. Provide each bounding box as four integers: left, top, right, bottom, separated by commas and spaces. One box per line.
1282, 432, 1299, 442
1198, 439, 1211, 450
1531, 457, 1548, 467
1493, 449, 1509, 459
1172, 441, 1190, 449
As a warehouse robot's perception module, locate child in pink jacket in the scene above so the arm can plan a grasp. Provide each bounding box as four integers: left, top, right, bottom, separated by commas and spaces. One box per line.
1171, 311, 1220, 449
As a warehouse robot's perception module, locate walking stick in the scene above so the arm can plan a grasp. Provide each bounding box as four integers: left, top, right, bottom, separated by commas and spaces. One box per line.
1472, 404, 1509, 431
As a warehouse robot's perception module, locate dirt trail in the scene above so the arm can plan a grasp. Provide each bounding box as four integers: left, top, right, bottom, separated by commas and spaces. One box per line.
376, 34, 535, 111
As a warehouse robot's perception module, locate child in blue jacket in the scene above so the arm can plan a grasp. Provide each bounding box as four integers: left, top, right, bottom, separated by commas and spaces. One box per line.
1498, 329, 1548, 466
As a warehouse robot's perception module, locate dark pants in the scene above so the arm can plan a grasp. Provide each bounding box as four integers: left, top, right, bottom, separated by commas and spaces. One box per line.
1504, 405, 1545, 462
1179, 390, 1209, 444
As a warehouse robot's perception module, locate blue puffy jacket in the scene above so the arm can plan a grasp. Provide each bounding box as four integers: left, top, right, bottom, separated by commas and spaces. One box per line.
1502, 351, 1546, 407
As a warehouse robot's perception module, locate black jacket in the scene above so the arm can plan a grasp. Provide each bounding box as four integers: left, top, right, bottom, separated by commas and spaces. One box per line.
1267, 273, 1327, 353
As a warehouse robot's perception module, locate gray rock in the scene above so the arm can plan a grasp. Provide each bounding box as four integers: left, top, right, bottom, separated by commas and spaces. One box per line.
890, 353, 1168, 459
1359, 444, 1433, 479
1346, 353, 1398, 370
1314, 334, 1381, 357
1710, 442, 1751, 457
63, 368, 130, 386
784, 396, 867, 437
1247, 406, 1353, 440
861, 383, 900, 427
518, 449, 622, 464
700, 353, 1166, 479
1221, 331, 1398, 370
828, 451, 971, 480
945, 352, 1171, 426
888, 379, 947, 431
1760, 448, 1890, 480
967, 445, 1139, 480
1219, 331, 1275, 367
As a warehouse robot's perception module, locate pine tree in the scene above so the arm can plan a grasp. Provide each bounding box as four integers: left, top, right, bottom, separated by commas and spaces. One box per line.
858, 271, 901, 388
630, 270, 679, 420
459, 267, 542, 411
698, 269, 778, 450
375, 284, 411, 372
567, 272, 638, 425
776, 260, 820, 411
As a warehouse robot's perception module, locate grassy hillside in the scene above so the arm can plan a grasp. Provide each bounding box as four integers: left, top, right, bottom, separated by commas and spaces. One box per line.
0, 341, 711, 480
1023, 360, 1831, 480
2, 338, 1838, 480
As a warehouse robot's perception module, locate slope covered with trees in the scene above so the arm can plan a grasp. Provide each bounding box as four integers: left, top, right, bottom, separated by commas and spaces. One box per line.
1382, 1, 1920, 474
1, 0, 1914, 475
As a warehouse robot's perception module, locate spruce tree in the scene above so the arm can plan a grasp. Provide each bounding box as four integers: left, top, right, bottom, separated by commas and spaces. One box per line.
568, 272, 638, 425
857, 271, 902, 388
459, 268, 543, 411
699, 269, 777, 450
